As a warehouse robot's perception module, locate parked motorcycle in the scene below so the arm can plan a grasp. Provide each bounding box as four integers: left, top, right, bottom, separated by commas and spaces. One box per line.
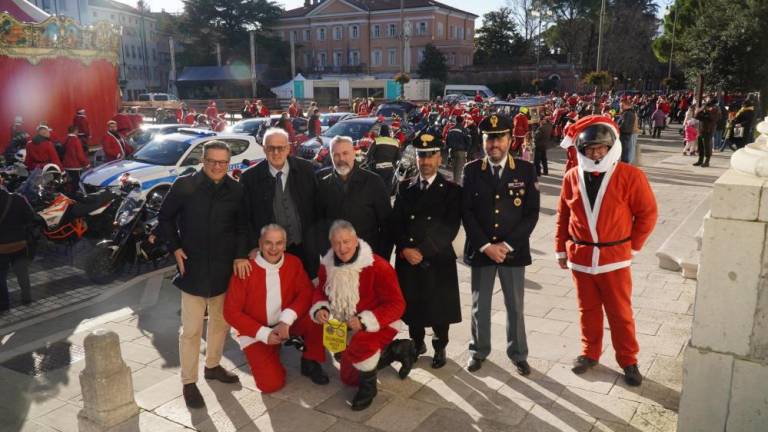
391, 144, 417, 196
85, 177, 168, 284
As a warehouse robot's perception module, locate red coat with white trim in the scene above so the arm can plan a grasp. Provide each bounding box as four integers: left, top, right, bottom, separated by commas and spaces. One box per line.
223, 253, 313, 343
555, 162, 657, 274
310, 240, 404, 333
73, 115, 90, 138
101, 132, 133, 161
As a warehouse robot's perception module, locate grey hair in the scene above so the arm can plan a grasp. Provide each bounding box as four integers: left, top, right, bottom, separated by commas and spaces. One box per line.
263, 127, 289, 146
203, 140, 231, 159
328, 219, 357, 240
260, 223, 287, 240
329, 135, 354, 153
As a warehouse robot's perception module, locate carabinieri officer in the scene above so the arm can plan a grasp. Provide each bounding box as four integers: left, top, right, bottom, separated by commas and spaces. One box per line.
461, 114, 540, 375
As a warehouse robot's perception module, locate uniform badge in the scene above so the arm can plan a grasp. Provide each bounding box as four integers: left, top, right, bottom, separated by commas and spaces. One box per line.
514, 197, 522, 207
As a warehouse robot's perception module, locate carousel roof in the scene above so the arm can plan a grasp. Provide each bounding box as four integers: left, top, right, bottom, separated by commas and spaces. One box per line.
0, 0, 49, 22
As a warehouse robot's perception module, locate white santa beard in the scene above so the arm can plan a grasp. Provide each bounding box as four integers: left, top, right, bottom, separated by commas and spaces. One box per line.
325, 266, 361, 322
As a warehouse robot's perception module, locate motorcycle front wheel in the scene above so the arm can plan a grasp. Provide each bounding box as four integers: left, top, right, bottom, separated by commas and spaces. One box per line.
85, 244, 123, 284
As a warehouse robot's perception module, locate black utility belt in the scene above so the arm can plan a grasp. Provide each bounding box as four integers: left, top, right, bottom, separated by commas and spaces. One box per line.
570, 237, 631, 247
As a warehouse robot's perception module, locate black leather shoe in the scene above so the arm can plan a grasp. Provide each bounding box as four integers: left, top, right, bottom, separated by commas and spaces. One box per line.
571, 355, 598, 375
514, 360, 531, 376
301, 358, 330, 385
466, 357, 484, 372
623, 364, 643, 386
693, 160, 702, 166
204, 365, 240, 384
183, 383, 205, 409
701, 161, 710, 167
431, 348, 446, 369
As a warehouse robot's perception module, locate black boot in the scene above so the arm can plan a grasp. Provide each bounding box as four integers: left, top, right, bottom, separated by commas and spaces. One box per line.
351, 370, 378, 411
391, 339, 418, 379
701, 157, 710, 168
301, 358, 330, 385
431, 339, 447, 369
376, 342, 396, 370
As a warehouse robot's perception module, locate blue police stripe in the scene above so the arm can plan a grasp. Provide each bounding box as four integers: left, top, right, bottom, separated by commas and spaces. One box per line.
97, 163, 157, 187
141, 175, 178, 190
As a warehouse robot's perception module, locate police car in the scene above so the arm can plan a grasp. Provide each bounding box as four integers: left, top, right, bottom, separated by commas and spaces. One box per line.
81, 128, 265, 197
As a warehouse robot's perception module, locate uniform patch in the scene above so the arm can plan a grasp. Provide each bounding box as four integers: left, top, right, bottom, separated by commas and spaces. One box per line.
509, 181, 525, 188
514, 197, 522, 206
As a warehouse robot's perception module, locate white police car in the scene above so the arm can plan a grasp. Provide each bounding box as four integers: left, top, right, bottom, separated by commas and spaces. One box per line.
81, 129, 264, 197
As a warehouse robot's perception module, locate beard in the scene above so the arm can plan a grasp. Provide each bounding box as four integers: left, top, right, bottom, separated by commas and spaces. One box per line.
325, 265, 360, 321
334, 163, 352, 176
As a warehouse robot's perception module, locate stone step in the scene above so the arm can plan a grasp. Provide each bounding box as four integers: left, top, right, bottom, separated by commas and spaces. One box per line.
655, 193, 711, 279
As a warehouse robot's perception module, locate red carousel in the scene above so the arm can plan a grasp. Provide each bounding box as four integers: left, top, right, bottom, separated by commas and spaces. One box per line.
0, 0, 121, 155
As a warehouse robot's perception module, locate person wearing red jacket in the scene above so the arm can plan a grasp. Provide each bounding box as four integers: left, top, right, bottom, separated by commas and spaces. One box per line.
111, 109, 134, 136
24, 126, 62, 170
513, 110, 529, 153
176, 103, 189, 123
204, 101, 219, 121
224, 225, 329, 393
474, 91, 483, 103
288, 98, 300, 118
182, 109, 196, 125
73, 108, 90, 151
555, 115, 657, 387
101, 120, 133, 162
62, 125, 90, 190
308, 109, 321, 138
310, 222, 408, 411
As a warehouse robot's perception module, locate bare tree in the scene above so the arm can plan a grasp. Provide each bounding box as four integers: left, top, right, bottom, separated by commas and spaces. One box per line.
506, 0, 537, 40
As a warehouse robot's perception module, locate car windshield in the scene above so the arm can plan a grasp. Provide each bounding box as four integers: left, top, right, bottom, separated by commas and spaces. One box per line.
232, 120, 267, 134
376, 107, 404, 118
133, 130, 155, 146
132, 138, 191, 165
320, 115, 338, 126
321, 121, 373, 140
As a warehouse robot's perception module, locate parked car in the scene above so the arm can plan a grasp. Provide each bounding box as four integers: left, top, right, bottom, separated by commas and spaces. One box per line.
80, 129, 265, 199
443, 85, 495, 100
492, 97, 550, 127
375, 101, 418, 121
128, 124, 184, 152
320, 112, 354, 132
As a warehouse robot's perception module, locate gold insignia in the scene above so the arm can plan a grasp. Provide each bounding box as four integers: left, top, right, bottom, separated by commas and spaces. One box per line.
421, 134, 435, 143
490, 115, 498, 128
514, 197, 522, 207
520, 189, 525, 196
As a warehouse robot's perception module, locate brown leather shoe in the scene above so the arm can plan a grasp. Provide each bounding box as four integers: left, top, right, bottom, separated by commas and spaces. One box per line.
204, 365, 240, 384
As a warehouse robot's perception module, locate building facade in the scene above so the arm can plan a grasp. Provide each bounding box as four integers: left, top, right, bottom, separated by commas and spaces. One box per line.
271, 0, 476, 78
29, 0, 170, 101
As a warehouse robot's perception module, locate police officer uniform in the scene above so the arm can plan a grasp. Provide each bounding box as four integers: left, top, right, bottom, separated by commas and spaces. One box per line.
389, 134, 462, 369
461, 114, 540, 375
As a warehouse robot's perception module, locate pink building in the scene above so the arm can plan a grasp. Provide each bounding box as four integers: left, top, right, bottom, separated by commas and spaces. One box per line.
271, 0, 477, 77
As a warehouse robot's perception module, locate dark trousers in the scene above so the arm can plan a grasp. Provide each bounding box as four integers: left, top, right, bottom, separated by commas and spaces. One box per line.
65, 169, 81, 195
652, 126, 663, 138
697, 133, 713, 163
410, 323, 450, 350
0, 249, 31, 311
533, 147, 548, 176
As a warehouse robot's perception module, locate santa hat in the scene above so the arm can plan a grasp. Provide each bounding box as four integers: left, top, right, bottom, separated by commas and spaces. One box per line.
77, 108, 86, 114
560, 114, 622, 173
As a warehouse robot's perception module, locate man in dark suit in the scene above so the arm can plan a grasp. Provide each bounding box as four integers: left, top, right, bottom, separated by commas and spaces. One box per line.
390, 133, 462, 369
462, 114, 540, 375
317, 135, 392, 258
238, 127, 321, 279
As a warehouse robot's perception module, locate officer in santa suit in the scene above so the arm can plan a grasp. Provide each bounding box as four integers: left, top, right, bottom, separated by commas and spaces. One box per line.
555, 115, 657, 386
224, 224, 329, 393
310, 220, 408, 411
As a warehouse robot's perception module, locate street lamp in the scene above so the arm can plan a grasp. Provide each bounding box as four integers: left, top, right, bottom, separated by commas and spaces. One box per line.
596, 0, 607, 71
530, 8, 552, 75
667, 1, 679, 79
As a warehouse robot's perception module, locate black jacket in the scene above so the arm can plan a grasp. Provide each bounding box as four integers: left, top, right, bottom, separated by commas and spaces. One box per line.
390, 173, 462, 326
317, 166, 392, 258
157, 171, 249, 298
239, 156, 321, 278
446, 125, 471, 152
462, 156, 540, 267
0, 189, 36, 245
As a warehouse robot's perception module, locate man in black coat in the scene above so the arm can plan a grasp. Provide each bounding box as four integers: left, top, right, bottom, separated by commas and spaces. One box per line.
390, 134, 462, 369
238, 127, 321, 279
157, 141, 248, 409
445, 118, 471, 185
317, 135, 392, 258
462, 114, 540, 375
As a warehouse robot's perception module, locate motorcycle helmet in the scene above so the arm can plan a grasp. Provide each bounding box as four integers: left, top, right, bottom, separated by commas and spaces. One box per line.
15, 148, 26, 163
576, 124, 616, 155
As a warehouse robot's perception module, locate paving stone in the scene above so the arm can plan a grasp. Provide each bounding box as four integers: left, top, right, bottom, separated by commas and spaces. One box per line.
130, 365, 177, 393
365, 397, 439, 432
119, 342, 163, 365
629, 403, 677, 431
267, 367, 341, 408
557, 387, 640, 423
110, 411, 189, 432
134, 376, 183, 411
417, 406, 517, 432
314, 387, 392, 423
518, 404, 596, 432
193, 391, 280, 432
545, 363, 617, 395
322, 419, 382, 432
33, 402, 80, 432
243, 401, 337, 432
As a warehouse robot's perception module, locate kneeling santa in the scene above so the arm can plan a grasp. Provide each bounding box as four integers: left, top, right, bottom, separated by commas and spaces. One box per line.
224, 224, 329, 393
310, 220, 409, 411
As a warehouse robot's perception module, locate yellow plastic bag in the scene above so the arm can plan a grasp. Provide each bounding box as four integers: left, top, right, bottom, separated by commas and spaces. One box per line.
323, 319, 348, 353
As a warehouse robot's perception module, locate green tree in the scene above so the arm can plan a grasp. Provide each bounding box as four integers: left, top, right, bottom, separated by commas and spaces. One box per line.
417, 44, 448, 83
474, 7, 531, 65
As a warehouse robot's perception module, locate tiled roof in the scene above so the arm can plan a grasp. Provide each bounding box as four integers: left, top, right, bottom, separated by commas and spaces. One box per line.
282, 0, 477, 19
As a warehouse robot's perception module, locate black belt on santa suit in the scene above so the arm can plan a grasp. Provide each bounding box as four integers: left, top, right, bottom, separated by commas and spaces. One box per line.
570, 237, 631, 247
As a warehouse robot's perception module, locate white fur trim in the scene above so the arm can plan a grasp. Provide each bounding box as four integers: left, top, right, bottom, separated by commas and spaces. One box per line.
354, 350, 381, 372
560, 135, 574, 149
631, 249, 639, 256
320, 240, 374, 321
256, 253, 284, 326
309, 301, 331, 323
556, 251, 566, 259
238, 335, 257, 349
358, 310, 380, 333
279, 308, 298, 326
255, 326, 273, 344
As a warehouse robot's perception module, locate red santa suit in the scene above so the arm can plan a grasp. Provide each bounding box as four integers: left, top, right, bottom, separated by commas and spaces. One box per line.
309, 240, 405, 386
101, 132, 132, 161
62, 134, 89, 169
112, 113, 133, 135
288, 103, 300, 118
183, 112, 196, 125
513, 112, 529, 152
555, 115, 658, 368
73, 112, 90, 145
224, 253, 325, 393
24, 137, 62, 170
205, 103, 219, 121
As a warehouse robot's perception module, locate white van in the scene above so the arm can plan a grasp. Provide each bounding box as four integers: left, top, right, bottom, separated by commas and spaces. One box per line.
443, 85, 495, 100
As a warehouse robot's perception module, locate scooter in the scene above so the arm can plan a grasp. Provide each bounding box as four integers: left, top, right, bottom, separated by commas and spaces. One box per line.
85, 176, 168, 284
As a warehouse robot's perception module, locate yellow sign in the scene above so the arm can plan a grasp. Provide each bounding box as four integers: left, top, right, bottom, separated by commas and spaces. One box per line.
323, 319, 348, 353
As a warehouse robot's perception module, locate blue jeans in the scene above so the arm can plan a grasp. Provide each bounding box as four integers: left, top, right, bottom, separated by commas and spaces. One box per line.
620, 134, 636, 164
714, 129, 724, 151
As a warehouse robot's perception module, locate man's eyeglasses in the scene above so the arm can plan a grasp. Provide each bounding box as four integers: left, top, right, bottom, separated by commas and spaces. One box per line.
204, 159, 229, 167
265, 145, 289, 154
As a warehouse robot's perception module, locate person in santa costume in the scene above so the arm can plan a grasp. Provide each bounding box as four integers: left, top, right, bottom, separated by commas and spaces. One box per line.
224, 224, 329, 393
101, 120, 133, 161
555, 115, 657, 386
310, 220, 411, 411
512, 108, 529, 154
205, 100, 219, 122
72, 108, 90, 152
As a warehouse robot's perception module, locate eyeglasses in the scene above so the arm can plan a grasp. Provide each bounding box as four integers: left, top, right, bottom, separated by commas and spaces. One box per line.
264, 145, 289, 154
203, 159, 229, 167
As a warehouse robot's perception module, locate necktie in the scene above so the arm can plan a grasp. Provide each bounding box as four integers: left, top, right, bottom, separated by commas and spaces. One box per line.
275, 171, 283, 191
492, 165, 501, 179
421, 179, 429, 191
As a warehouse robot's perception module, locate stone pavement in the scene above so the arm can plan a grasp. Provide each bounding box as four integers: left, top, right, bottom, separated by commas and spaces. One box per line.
0, 125, 730, 431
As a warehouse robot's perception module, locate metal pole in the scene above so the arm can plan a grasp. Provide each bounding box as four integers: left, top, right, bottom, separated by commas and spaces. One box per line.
216, 43, 222, 67
169, 37, 176, 95
399, 0, 404, 75
250, 31, 257, 98
668, 3, 678, 79
290, 31, 296, 79
596, 0, 606, 72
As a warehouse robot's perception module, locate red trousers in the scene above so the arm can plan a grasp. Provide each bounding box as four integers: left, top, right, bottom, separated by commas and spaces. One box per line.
339, 326, 397, 386
571, 267, 639, 367
512, 136, 525, 152
243, 314, 325, 393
